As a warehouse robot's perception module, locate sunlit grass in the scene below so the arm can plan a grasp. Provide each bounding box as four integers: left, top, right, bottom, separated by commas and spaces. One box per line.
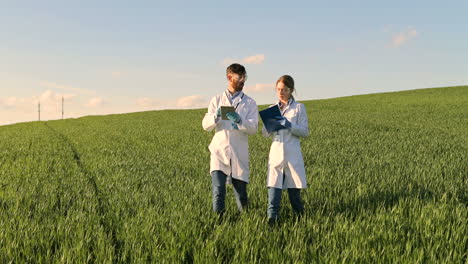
0, 86, 466, 262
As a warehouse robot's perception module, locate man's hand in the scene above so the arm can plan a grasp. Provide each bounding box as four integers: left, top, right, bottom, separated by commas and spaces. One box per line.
226, 112, 241, 123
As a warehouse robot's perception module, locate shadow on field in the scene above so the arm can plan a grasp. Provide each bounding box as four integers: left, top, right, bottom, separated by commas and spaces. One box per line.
310, 180, 435, 218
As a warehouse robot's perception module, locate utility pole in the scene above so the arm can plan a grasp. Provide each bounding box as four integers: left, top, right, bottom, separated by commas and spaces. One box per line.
62, 96, 64, 119
38, 101, 41, 121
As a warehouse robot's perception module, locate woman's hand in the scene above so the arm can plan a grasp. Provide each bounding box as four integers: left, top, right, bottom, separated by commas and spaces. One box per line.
274, 116, 291, 129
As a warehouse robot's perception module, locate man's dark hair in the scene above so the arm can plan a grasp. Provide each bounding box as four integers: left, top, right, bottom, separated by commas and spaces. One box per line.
226, 63, 246, 77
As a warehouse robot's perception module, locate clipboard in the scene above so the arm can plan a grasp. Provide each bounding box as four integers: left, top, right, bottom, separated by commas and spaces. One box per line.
259, 105, 285, 133
220, 106, 235, 120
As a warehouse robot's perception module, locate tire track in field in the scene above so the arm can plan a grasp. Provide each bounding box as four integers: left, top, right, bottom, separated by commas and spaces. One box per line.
44, 123, 123, 261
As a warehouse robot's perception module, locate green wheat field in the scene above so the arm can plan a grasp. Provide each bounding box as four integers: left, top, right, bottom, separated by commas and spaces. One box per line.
0, 86, 467, 263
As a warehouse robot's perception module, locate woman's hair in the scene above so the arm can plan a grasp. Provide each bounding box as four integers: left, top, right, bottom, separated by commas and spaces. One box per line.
276, 75, 295, 99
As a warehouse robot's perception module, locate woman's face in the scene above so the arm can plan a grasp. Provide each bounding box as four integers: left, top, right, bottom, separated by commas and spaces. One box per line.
276, 82, 291, 102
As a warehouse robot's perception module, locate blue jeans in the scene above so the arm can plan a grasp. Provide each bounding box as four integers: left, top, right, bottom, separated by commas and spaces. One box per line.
268, 187, 304, 219
211, 170, 248, 213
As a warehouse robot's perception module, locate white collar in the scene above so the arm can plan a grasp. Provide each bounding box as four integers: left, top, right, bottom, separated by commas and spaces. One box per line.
278, 98, 294, 107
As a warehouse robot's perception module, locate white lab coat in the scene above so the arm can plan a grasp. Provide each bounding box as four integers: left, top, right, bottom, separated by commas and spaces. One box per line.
262, 99, 309, 189
202, 91, 258, 183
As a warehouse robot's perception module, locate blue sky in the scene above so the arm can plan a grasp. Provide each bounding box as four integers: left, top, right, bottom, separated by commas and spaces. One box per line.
1, 1, 467, 125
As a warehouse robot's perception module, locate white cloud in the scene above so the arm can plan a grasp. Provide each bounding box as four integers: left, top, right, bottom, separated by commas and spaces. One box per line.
0, 90, 78, 125
135, 95, 208, 110
39, 81, 96, 96
2, 91, 208, 126
392, 28, 418, 48
222, 54, 266, 65
244, 83, 275, 93
136, 97, 157, 108
1, 97, 18, 109
86, 97, 104, 107
31, 90, 76, 114
34, 89, 76, 104
4, 97, 18, 106
175, 95, 207, 108
392, 33, 407, 47
0, 91, 131, 126
243, 54, 265, 64
1, 90, 75, 110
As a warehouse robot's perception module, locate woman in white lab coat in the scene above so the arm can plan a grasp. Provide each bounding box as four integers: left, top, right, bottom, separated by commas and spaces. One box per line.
262, 75, 309, 223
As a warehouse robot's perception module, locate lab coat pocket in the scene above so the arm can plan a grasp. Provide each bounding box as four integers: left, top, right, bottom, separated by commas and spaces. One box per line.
208, 134, 230, 165
268, 141, 284, 168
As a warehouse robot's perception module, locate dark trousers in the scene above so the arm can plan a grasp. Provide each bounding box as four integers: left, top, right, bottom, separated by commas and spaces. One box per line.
268, 187, 304, 219
211, 170, 248, 213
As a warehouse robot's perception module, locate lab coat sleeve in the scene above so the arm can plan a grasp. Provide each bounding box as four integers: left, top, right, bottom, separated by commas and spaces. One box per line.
237, 100, 258, 135
290, 103, 309, 138
202, 97, 218, 131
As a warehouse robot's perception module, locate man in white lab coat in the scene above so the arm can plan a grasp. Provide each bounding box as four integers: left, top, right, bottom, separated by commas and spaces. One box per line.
202, 63, 258, 214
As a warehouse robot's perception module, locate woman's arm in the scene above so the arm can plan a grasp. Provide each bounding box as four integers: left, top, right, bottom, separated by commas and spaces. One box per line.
290, 103, 309, 138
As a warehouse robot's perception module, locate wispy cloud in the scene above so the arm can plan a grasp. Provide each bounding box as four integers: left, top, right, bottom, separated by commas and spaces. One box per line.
86, 97, 104, 107
31, 90, 76, 113
0, 97, 19, 109
1, 92, 132, 125
244, 83, 275, 93
222, 54, 266, 66
243, 54, 265, 64
39, 81, 96, 96
1, 90, 75, 110
135, 95, 208, 110
136, 97, 158, 108
35, 89, 76, 104
0, 90, 77, 125
392, 28, 418, 48
175, 95, 207, 108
